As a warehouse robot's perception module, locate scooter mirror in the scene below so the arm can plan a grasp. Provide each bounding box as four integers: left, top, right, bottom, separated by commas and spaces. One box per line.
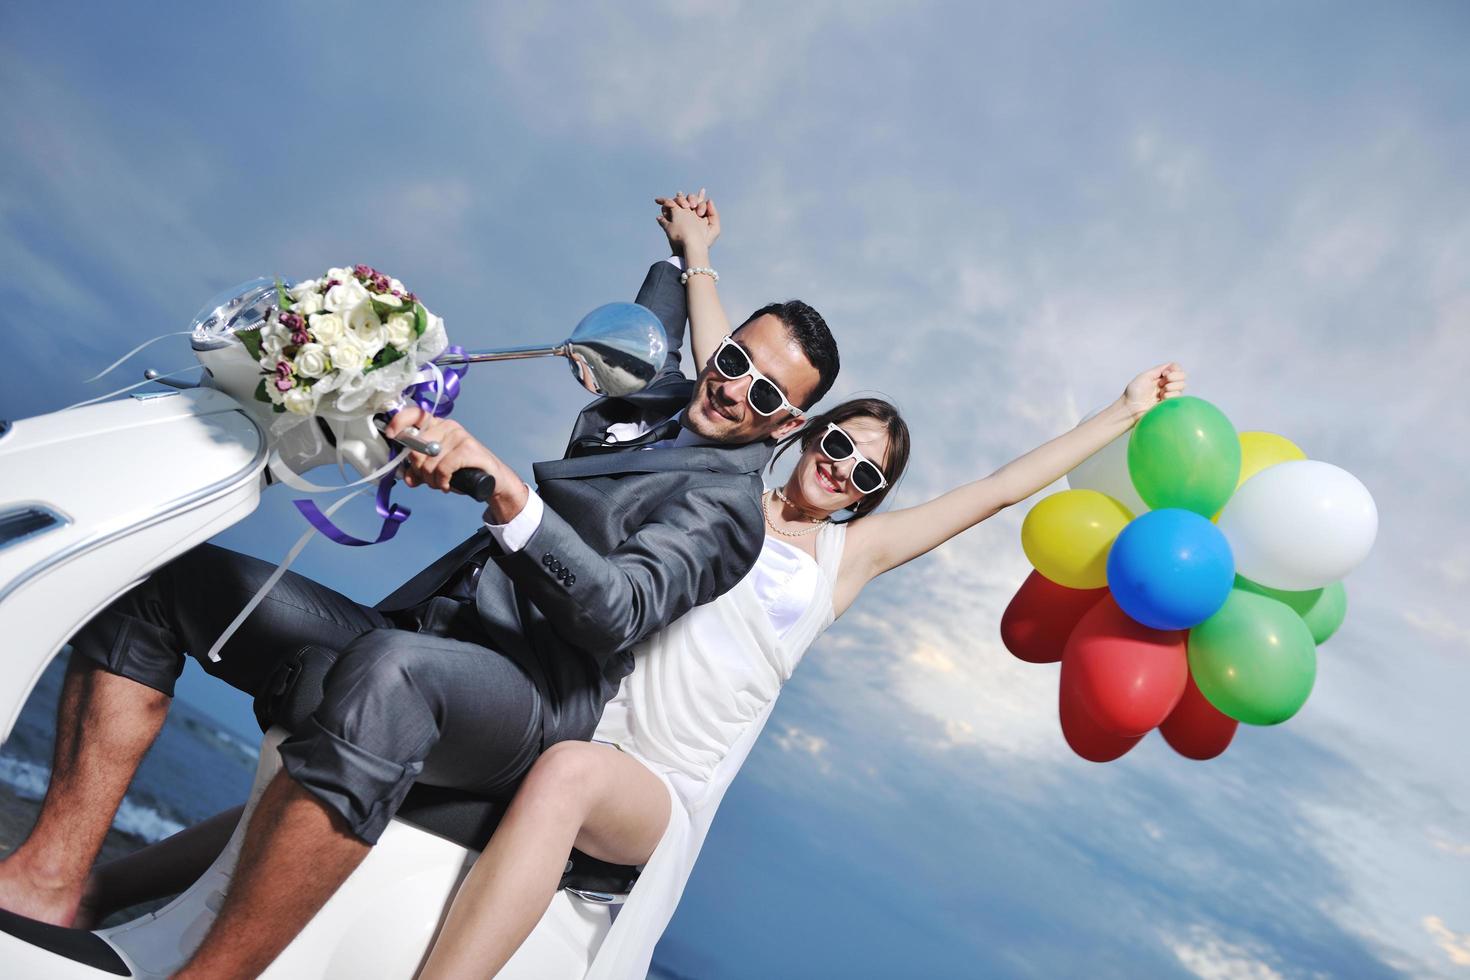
441, 302, 668, 399
562, 302, 668, 397
188, 277, 279, 348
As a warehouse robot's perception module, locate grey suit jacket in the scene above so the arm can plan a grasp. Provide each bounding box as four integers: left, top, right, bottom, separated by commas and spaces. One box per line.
379, 260, 770, 746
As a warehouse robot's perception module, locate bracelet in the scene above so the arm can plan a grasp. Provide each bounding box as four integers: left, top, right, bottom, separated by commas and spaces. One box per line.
680, 266, 719, 285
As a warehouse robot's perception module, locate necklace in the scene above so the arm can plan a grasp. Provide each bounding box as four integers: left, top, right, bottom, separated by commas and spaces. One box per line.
763, 488, 829, 538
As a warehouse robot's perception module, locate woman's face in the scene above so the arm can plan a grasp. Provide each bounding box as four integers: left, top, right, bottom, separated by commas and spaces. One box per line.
791, 416, 892, 515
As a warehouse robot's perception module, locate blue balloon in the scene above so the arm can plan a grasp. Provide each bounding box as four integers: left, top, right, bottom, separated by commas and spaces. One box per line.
1107, 509, 1235, 630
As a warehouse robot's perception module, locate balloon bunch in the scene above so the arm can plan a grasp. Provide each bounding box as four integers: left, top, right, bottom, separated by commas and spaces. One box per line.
1002, 397, 1376, 763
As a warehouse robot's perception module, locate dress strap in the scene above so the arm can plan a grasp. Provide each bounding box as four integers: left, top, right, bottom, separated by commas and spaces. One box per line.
814, 521, 847, 584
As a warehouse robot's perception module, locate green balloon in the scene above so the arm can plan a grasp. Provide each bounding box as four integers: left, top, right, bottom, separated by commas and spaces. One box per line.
1235, 577, 1348, 644
1188, 588, 1317, 725
1128, 396, 1241, 517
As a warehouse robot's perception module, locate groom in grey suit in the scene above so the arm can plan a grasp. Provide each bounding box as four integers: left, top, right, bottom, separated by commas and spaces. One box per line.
0, 257, 839, 977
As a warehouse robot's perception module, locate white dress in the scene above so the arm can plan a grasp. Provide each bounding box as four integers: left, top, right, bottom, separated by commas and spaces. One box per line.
584, 521, 846, 979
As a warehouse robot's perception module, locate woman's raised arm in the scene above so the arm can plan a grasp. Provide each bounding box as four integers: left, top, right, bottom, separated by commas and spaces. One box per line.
834, 363, 1186, 614
656, 191, 729, 369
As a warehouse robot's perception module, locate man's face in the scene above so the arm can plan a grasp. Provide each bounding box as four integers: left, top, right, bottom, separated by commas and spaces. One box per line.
684, 313, 821, 445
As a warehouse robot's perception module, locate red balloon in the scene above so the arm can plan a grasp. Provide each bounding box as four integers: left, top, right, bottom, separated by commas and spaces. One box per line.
1159, 671, 1239, 760
1059, 679, 1144, 762
1000, 571, 1109, 664
1061, 597, 1188, 737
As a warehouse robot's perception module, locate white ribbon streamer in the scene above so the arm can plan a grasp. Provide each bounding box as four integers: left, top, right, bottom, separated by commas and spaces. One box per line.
204, 487, 368, 662
83, 331, 196, 383
62, 365, 201, 411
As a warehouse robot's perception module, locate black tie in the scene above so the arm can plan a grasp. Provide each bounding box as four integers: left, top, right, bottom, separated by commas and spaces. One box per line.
569, 418, 683, 457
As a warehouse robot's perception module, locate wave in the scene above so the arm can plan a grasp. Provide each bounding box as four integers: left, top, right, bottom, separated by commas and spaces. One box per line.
0, 756, 184, 842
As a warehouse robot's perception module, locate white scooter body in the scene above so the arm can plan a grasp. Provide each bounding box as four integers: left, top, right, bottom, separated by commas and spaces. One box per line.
0, 379, 618, 976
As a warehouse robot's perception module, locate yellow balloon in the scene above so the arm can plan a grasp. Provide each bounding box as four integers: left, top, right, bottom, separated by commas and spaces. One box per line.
1020, 489, 1133, 589
1237, 431, 1306, 487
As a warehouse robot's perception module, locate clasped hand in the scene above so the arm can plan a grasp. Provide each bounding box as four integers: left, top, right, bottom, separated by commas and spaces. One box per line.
655, 188, 720, 255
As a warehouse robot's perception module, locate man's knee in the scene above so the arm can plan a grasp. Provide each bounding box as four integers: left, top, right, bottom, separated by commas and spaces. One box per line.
332, 630, 436, 691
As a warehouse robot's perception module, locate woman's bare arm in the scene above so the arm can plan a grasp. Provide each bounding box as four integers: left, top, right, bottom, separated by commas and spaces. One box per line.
656, 192, 728, 369
834, 365, 1186, 615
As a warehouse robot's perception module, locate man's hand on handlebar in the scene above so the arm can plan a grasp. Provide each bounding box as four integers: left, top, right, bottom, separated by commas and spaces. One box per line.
384, 407, 530, 522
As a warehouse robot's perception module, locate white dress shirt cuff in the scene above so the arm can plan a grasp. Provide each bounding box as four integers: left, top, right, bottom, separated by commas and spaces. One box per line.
666, 255, 684, 270
484, 489, 544, 553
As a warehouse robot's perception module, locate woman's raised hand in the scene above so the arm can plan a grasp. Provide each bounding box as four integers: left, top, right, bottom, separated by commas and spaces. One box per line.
655, 188, 720, 253
1122, 363, 1188, 420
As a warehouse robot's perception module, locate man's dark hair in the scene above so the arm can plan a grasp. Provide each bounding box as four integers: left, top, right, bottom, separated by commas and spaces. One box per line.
736, 300, 839, 409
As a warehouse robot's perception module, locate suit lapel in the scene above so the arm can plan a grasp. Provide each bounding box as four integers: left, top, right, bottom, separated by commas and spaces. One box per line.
563, 376, 694, 449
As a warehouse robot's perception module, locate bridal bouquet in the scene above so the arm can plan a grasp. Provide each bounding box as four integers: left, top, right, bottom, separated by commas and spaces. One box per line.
236, 264, 449, 422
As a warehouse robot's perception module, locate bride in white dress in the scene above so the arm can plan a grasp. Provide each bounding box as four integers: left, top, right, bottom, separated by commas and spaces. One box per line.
415, 192, 1189, 979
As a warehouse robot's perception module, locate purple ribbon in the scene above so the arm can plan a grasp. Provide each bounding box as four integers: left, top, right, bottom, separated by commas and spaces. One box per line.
293, 348, 469, 547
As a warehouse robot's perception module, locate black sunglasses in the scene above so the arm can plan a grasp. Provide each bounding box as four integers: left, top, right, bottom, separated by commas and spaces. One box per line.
819, 423, 889, 495
712, 336, 805, 418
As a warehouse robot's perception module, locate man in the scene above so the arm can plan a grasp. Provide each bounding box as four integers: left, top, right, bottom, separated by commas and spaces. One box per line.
0, 254, 839, 978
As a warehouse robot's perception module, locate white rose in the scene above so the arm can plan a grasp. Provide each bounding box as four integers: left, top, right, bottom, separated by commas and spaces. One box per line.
260, 319, 289, 355
323, 277, 370, 313
325, 267, 356, 283
345, 302, 385, 355
328, 336, 370, 373
389, 278, 405, 295
292, 292, 324, 316
384, 311, 416, 350
266, 381, 287, 405
283, 385, 320, 415
258, 352, 277, 371
287, 279, 323, 301
293, 343, 330, 379
308, 312, 345, 346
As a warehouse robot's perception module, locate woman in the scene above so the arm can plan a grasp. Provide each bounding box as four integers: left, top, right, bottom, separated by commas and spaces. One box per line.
413, 192, 1188, 978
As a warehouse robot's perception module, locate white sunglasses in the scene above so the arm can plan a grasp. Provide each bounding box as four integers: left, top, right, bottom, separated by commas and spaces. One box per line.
819, 423, 888, 494
712, 335, 805, 418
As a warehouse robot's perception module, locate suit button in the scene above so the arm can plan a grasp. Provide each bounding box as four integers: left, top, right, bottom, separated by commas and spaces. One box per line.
565, 573, 575, 586
542, 553, 554, 567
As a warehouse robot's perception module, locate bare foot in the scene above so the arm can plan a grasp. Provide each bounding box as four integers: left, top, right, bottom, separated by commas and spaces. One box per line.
0, 857, 84, 927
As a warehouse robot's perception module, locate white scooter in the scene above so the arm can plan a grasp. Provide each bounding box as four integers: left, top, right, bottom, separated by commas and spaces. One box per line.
0, 281, 668, 979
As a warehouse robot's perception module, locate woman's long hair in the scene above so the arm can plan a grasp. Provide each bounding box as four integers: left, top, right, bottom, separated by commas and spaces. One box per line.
770, 397, 910, 521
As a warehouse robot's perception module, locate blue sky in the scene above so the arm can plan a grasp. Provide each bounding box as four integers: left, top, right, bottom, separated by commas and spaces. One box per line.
2, 2, 1468, 976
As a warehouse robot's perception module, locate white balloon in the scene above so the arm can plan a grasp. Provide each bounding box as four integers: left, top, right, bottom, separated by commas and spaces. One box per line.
1218, 460, 1377, 590
1066, 427, 1149, 517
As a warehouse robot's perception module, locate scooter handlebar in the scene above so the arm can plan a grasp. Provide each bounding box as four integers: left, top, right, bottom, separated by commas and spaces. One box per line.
450, 467, 498, 503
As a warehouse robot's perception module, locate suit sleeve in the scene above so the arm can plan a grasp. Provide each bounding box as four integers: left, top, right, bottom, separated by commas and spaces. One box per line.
635, 259, 688, 379
489, 478, 765, 661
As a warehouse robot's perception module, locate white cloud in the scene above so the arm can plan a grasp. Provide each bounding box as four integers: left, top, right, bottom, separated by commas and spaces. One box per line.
1424, 916, 1470, 968
479, 2, 902, 146
1164, 926, 1284, 980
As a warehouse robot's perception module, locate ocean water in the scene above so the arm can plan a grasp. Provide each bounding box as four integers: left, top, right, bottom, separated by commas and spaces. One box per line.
0, 652, 258, 844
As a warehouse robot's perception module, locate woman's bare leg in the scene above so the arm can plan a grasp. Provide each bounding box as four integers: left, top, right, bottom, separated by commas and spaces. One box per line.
75, 806, 244, 929
416, 742, 669, 980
